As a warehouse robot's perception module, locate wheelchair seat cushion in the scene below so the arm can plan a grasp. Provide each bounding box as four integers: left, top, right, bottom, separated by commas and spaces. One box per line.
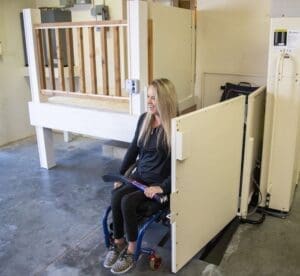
137, 200, 161, 217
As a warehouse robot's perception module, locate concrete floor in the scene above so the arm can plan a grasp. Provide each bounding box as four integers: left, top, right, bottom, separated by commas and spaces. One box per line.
0, 134, 299, 276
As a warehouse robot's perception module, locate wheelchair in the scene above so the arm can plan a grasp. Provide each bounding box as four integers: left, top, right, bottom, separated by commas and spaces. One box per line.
102, 165, 170, 270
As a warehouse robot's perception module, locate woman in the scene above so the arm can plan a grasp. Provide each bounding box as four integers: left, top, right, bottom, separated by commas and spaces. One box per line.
103, 78, 177, 274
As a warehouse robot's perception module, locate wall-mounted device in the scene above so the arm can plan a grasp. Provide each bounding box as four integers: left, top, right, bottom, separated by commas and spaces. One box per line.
125, 79, 139, 94
273, 30, 287, 46
75, 0, 91, 4
59, 0, 92, 7
261, 12, 300, 212
59, 0, 76, 7
91, 5, 109, 20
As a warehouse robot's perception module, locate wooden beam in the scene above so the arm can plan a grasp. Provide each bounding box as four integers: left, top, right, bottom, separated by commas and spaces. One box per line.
113, 26, 121, 97
55, 28, 65, 91
34, 20, 127, 29
101, 27, 109, 95
121, 1, 128, 82
66, 28, 75, 92
41, 89, 129, 103
127, 0, 148, 115
122, 26, 128, 84
35, 29, 46, 89
88, 27, 97, 94
77, 27, 86, 93
122, 0, 127, 20
45, 29, 55, 90
191, 0, 197, 9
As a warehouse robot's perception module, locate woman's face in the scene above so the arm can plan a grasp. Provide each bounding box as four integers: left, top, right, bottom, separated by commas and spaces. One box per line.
147, 85, 158, 115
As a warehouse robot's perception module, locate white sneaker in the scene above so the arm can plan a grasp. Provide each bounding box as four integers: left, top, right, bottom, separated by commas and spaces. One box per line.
110, 249, 135, 274
103, 243, 127, 268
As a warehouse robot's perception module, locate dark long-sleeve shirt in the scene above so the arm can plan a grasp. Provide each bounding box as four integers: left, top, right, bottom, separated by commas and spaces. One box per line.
119, 113, 171, 194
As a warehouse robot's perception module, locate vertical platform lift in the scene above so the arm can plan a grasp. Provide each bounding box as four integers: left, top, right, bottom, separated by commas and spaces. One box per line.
260, 6, 300, 213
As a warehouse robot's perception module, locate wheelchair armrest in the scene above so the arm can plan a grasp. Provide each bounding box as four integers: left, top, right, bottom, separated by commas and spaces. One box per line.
124, 162, 137, 177
113, 162, 137, 190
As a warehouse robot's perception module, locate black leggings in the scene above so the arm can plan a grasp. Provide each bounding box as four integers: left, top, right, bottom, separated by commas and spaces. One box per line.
111, 183, 160, 242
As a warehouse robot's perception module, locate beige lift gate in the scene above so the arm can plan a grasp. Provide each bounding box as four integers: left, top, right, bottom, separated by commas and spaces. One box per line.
170, 96, 245, 273
148, 2, 196, 111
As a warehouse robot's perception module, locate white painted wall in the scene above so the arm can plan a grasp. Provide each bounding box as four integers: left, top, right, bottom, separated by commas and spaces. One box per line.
196, 0, 271, 107
0, 0, 35, 147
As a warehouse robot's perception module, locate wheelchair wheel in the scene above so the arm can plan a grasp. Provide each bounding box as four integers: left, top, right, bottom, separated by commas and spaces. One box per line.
149, 254, 162, 270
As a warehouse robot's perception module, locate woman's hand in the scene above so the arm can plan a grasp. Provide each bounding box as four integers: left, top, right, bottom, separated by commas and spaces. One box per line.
144, 186, 163, 199
114, 181, 123, 189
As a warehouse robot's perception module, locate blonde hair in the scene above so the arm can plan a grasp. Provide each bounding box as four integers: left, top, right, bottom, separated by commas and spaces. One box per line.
138, 78, 177, 152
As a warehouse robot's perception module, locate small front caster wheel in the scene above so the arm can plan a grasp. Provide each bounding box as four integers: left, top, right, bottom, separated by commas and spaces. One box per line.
149, 255, 162, 270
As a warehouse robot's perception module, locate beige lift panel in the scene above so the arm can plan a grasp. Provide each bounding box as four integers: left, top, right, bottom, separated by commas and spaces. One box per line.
240, 87, 266, 218
170, 96, 245, 273
148, 2, 195, 111
260, 17, 300, 211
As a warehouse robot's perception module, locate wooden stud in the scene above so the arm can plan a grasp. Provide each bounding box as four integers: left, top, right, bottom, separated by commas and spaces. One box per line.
122, 0, 127, 20
33, 20, 131, 96
88, 27, 97, 94
191, 0, 197, 10
35, 29, 46, 89
113, 26, 121, 97
66, 28, 75, 92
77, 27, 86, 93
122, 26, 128, 84
55, 28, 65, 90
148, 19, 153, 84
45, 29, 55, 90
101, 27, 109, 95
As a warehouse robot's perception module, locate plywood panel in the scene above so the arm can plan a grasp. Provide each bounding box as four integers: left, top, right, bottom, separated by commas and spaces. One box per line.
29, 102, 137, 143
196, 1, 270, 82
171, 96, 245, 272
195, 1, 270, 111
149, 3, 195, 110
240, 87, 266, 218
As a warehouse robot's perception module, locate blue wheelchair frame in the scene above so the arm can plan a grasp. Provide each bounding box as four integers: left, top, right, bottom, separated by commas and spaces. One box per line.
102, 205, 169, 262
